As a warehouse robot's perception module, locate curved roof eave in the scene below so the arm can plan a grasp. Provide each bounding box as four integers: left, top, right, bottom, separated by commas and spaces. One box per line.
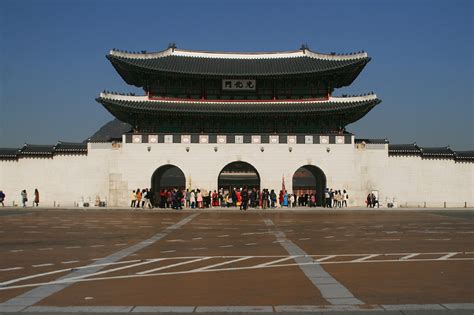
96, 93, 381, 115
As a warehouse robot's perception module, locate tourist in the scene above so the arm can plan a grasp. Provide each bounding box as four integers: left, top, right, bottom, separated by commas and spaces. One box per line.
211, 190, 219, 207
324, 189, 330, 208
279, 190, 284, 207
225, 192, 232, 207
166, 190, 172, 208
283, 190, 288, 207
333, 190, 342, 208
270, 189, 276, 208
372, 193, 379, 208
261, 189, 268, 209
196, 189, 203, 209
21, 190, 27, 208
134, 188, 141, 208
141, 188, 147, 209
130, 190, 136, 207
174, 188, 183, 210
236, 189, 241, 208
231, 188, 237, 207
289, 193, 295, 208
366, 194, 372, 207
0, 190, 5, 206
241, 186, 248, 210
249, 188, 256, 208
34, 189, 40, 207
184, 189, 190, 208
190, 190, 196, 209
310, 194, 316, 207
206, 190, 212, 208
342, 190, 348, 207
141, 189, 146, 208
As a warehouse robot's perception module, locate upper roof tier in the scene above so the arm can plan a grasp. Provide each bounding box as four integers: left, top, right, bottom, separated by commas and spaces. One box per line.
107, 46, 371, 88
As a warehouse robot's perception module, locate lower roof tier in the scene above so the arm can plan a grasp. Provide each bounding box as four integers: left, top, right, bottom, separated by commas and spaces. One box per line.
96, 93, 381, 133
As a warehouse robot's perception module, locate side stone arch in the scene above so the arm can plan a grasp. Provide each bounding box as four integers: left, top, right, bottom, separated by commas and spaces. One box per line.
150, 164, 186, 206
291, 165, 327, 206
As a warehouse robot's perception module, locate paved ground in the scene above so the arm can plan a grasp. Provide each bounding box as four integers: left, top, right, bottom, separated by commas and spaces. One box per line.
0, 208, 472, 314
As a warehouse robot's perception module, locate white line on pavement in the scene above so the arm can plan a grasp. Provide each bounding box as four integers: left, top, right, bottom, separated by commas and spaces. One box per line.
351, 254, 379, 262
400, 253, 420, 260
438, 252, 458, 260
137, 257, 212, 275
316, 255, 336, 262
192, 257, 253, 271
253, 256, 297, 268
32, 264, 54, 268
0, 267, 24, 272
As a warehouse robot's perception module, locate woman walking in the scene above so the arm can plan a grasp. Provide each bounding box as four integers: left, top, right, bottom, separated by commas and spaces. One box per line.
196, 189, 203, 209
21, 190, 28, 208
130, 190, 136, 207
34, 189, 40, 207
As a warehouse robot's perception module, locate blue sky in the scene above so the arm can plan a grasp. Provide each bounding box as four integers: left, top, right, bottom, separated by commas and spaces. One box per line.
1, 0, 472, 149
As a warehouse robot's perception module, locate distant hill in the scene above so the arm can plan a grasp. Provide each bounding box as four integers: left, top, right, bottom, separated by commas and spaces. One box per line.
86, 119, 132, 142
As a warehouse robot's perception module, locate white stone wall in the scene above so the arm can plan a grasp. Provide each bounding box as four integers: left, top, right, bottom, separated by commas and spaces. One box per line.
0, 141, 472, 208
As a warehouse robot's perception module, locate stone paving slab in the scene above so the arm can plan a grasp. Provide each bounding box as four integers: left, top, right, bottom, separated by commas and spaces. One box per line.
132, 306, 196, 313
382, 304, 446, 310
195, 306, 274, 313
23, 306, 134, 312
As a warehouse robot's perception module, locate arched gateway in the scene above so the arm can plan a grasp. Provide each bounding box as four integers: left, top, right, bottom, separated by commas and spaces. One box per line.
218, 161, 260, 191
292, 165, 326, 206
151, 165, 185, 206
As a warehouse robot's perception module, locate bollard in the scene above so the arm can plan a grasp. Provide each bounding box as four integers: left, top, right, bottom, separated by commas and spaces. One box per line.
444, 201, 446, 208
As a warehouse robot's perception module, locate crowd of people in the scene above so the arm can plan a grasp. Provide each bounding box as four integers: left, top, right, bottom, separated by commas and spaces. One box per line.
366, 193, 379, 208
136, 186, 351, 210
0, 189, 39, 208
0, 187, 356, 209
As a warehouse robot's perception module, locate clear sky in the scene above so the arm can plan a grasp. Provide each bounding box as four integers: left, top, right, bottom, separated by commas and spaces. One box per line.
0, 0, 472, 150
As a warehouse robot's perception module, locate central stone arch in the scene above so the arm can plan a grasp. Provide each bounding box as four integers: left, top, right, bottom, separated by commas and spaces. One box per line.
217, 161, 260, 191
292, 165, 327, 206
151, 164, 186, 206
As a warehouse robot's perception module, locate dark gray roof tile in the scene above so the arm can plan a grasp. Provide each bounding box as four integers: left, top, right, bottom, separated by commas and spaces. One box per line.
388, 143, 421, 154
454, 151, 474, 161
54, 142, 87, 154
21, 144, 55, 156
0, 148, 21, 159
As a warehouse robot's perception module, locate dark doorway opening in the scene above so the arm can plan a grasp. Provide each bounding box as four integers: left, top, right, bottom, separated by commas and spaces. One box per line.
151, 165, 186, 206
292, 165, 327, 206
218, 161, 260, 192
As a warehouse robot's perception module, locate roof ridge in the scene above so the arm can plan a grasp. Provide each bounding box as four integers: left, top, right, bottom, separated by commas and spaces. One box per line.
109, 47, 369, 61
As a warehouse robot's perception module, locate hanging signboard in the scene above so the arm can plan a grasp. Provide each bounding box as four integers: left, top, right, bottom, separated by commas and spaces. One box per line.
222, 79, 256, 91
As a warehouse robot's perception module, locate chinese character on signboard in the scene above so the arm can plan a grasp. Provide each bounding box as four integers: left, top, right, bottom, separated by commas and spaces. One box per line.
222, 79, 256, 91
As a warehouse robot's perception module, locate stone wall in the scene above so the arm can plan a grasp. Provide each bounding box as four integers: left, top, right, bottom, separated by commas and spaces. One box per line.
0, 140, 472, 208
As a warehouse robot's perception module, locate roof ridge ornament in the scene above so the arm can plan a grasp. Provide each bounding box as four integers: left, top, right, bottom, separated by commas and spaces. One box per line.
168, 42, 177, 52
300, 43, 309, 54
